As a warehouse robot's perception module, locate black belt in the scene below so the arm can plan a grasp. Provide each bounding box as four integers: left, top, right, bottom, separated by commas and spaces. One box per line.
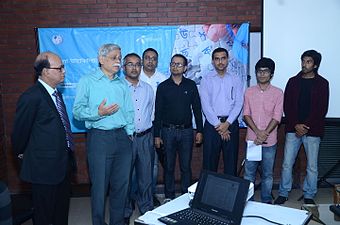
90, 127, 124, 133
134, 127, 152, 137
217, 116, 228, 123
163, 123, 192, 129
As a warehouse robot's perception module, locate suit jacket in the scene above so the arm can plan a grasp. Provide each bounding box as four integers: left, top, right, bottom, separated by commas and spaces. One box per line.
11, 82, 71, 185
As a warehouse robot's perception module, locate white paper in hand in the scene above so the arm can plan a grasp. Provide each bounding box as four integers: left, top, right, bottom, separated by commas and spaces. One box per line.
246, 140, 262, 161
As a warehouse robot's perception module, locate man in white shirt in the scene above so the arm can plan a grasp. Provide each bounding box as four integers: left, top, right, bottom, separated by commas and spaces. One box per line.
140, 48, 167, 206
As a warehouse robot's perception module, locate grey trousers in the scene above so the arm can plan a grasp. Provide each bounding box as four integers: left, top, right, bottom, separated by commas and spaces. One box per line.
87, 128, 132, 225
125, 132, 154, 217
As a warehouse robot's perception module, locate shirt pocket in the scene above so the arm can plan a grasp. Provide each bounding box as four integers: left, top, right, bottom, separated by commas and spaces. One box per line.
183, 88, 194, 104
263, 101, 276, 116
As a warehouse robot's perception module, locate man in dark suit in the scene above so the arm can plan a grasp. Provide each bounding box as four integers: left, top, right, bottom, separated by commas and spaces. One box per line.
11, 51, 75, 225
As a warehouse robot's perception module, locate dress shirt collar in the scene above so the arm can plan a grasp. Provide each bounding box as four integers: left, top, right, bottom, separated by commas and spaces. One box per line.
211, 71, 229, 78
38, 78, 56, 96
141, 69, 155, 78
93, 68, 120, 81
124, 78, 141, 87
256, 83, 272, 92
170, 75, 185, 85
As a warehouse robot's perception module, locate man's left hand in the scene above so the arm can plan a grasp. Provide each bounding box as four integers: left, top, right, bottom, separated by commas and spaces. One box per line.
195, 132, 203, 145
215, 121, 230, 135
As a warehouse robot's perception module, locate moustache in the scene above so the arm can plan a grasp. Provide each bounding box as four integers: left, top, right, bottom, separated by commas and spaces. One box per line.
113, 63, 121, 68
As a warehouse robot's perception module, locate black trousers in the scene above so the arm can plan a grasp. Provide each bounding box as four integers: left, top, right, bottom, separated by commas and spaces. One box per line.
31, 174, 70, 225
202, 120, 239, 176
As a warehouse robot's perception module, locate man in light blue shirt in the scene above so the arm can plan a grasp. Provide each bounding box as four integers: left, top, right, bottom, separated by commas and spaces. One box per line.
199, 47, 244, 176
73, 43, 134, 225
123, 53, 154, 223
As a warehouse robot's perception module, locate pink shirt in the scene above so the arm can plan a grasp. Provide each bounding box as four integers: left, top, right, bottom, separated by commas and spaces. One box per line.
243, 84, 283, 146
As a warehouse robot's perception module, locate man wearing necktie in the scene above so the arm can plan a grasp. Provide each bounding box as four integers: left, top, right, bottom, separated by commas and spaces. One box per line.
12, 51, 76, 225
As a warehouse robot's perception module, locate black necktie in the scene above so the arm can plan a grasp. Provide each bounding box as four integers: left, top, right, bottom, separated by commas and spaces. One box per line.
53, 90, 74, 151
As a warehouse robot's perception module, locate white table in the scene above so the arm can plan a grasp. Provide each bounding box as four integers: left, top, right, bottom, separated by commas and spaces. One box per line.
135, 193, 311, 225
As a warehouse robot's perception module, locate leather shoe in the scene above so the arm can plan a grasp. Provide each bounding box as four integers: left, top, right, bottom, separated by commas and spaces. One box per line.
304, 198, 316, 205
274, 196, 288, 205
163, 198, 172, 204
153, 195, 161, 207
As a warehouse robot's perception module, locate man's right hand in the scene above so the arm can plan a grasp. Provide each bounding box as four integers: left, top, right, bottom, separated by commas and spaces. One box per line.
155, 137, 163, 149
295, 123, 310, 137
254, 130, 269, 145
216, 122, 231, 141
98, 98, 119, 116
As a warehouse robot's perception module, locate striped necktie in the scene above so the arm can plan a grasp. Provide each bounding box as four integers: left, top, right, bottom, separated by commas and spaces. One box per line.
53, 90, 74, 151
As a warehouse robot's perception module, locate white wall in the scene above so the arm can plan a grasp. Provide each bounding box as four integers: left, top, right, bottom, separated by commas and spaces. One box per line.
263, 0, 340, 118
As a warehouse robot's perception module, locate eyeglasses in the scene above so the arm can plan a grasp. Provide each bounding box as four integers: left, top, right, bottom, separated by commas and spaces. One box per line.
125, 62, 142, 68
46, 65, 65, 72
256, 69, 271, 75
170, 62, 184, 68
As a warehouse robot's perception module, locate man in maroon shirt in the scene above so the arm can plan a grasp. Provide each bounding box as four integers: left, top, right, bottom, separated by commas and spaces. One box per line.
274, 50, 329, 205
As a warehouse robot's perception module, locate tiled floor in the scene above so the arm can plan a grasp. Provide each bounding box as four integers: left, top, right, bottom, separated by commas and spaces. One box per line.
22, 187, 340, 225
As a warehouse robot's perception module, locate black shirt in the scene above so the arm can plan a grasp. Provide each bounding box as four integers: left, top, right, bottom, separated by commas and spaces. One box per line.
298, 77, 314, 122
154, 76, 203, 137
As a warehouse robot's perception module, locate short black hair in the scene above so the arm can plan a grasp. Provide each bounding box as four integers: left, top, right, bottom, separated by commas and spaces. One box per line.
34, 57, 50, 79
171, 54, 188, 66
142, 48, 158, 59
255, 57, 275, 74
123, 53, 141, 65
301, 50, 322, 73
212, 47, 229, 60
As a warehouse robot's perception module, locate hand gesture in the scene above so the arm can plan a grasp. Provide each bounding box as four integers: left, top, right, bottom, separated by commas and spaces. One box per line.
98, 98, 119, 116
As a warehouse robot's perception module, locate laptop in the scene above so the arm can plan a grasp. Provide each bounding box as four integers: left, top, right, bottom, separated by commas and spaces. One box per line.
158, 170, 250, 225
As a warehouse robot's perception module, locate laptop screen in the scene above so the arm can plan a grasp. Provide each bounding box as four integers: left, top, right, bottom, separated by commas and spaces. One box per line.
201, 175, 239, 212
192, 171, 250, 224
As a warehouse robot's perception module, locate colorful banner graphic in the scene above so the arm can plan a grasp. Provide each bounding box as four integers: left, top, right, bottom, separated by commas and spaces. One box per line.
38, 23, 249, 132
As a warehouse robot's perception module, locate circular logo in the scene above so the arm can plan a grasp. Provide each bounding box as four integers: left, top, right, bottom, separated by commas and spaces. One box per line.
52, 35, 63, 45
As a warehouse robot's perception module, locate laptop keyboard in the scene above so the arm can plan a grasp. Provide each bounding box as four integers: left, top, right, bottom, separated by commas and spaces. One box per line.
159, 208, 234, 225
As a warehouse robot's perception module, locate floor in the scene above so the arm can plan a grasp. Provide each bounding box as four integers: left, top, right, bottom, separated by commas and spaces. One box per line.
22, 187, 340, 225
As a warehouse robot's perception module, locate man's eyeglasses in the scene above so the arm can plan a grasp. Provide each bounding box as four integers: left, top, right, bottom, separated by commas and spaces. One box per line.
125, 62, 142, 68
46, 65, 65, 72
170, 62, 184, 68
256, 69, 271, 75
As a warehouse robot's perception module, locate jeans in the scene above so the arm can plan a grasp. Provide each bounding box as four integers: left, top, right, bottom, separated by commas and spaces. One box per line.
162, 127, 193, 199
278, 133, 320, 199
244, 144, 277, 203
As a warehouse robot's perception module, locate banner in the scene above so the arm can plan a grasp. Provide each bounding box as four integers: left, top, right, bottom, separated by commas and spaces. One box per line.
38, 23, 249, 132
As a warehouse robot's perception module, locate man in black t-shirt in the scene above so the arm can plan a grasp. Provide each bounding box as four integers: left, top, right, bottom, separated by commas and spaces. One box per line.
274, 50, 329, 205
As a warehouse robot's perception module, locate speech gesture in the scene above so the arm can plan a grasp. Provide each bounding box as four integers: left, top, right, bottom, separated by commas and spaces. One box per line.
98, 98, 119, 116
